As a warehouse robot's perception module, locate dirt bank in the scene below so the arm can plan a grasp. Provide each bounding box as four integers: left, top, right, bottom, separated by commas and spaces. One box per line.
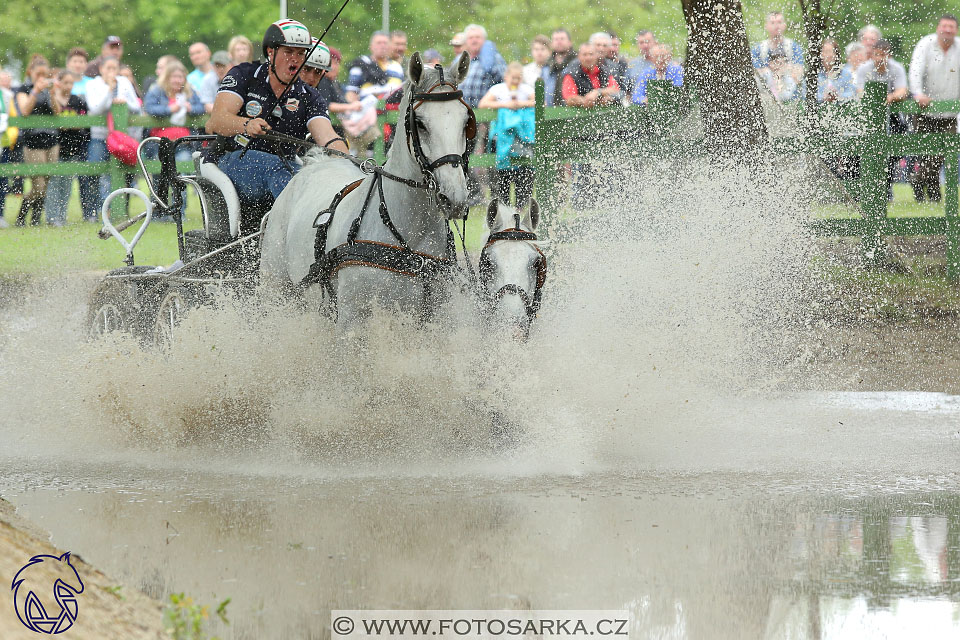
0, 498, 167, 639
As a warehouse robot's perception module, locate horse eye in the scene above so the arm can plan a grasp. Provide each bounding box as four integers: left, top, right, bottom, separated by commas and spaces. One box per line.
415, 118, 427, 131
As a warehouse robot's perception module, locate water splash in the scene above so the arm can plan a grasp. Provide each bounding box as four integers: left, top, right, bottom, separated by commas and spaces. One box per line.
3, 160, 936, 479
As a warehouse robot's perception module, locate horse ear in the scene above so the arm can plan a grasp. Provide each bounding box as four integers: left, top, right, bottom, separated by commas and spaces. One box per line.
529, 199, 540, 229
486, 199, 499, 230
450, 51, 470, 85
408, 52, 424, 86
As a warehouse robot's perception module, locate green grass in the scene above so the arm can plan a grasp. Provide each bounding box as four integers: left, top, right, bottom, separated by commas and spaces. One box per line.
0, 179, 489, 276
812, 183, 950, 219
0, 180, 204, 274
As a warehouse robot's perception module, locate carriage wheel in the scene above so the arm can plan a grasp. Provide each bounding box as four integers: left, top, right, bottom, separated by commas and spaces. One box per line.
153, 289, 190, 348
88, 299, 127, 337
88, 267, 166, 343
88, 282, 139, 340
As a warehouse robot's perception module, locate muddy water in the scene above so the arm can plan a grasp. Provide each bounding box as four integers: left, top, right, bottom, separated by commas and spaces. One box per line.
3, 440, 960, 640
3, 165, 960, 638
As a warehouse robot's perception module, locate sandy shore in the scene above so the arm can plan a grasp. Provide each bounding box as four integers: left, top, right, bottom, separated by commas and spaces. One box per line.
0, 498, 168, 639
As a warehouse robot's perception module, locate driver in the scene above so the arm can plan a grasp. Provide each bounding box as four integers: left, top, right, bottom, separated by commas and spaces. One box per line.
206, 20, 348, 204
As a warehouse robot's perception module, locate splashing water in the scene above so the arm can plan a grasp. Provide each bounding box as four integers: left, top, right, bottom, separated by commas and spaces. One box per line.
5, 158, 957, 483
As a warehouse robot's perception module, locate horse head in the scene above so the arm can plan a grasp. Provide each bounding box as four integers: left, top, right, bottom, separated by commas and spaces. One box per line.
479, 199, 546, 339
395, 51, 473, 219
12, 552, 85, 633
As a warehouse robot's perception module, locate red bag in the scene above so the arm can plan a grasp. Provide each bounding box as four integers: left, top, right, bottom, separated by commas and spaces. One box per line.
106, 112, 139, 166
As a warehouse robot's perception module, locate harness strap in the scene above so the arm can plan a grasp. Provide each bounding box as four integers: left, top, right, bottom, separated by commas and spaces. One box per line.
376, 175, 408, 248
477, 230, 548, 322
301, 177, 368, 288
484, 229, 539, 247
347, 176, 382, 244
325, 240, 454, 279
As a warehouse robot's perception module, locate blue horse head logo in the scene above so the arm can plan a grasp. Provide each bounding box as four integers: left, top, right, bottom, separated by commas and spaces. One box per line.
11, 552, 85, 634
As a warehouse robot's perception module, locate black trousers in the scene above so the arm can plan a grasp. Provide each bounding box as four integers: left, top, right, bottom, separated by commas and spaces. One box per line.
913, 115, 956, 202
495, 166, 535, 209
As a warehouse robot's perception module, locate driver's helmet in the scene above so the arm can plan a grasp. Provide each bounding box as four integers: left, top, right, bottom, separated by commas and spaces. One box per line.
262, 19, 312, 59
305, 38, 332, 71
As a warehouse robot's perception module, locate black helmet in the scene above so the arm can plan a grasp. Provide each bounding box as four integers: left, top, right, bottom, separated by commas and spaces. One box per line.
262, 19, 312, 59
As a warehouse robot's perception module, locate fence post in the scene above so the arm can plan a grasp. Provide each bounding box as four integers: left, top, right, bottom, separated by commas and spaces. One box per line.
373, 128, 386, 164
109, 103, 129, 220
945, 150, 960, 282
860, 81, 887, 267
532, 79, 560, 216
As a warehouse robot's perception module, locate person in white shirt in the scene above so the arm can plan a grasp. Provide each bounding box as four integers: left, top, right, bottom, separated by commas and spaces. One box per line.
522, 35, 551, 89
85, 56, 142, 209
908, 13, 960, 202
478, 62, 536, 208
854, 40, 909, 200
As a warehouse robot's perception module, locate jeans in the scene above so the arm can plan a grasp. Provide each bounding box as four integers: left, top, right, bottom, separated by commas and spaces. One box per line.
217, 149, 298, 202
89, 138, 137, 218
45, 144, 100, 225
88, 138, 112, 213
44, 175, 72, 226
495, 166, 535, 210
0, 147, 8, 222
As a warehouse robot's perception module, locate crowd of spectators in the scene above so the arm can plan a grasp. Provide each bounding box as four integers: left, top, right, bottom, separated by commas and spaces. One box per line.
0, 33, 256, 227
0, 11, 958, 226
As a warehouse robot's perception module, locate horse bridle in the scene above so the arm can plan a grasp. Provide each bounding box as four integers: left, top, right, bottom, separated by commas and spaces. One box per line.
478, 214, 547, 326
404, 65, 477, 189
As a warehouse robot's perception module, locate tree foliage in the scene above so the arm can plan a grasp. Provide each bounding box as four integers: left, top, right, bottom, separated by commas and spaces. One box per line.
1, 0, 686, 81
0, 0, 951, 82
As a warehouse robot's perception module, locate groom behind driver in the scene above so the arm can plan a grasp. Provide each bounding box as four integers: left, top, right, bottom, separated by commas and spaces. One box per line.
206, 20, 348, 204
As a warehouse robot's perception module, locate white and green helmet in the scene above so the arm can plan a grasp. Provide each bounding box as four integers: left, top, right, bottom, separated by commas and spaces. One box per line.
262, 19, 312, 58
305, 38, 332, 71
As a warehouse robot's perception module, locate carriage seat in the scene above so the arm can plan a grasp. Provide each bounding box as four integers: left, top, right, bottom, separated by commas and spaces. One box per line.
192, 151, 241, 239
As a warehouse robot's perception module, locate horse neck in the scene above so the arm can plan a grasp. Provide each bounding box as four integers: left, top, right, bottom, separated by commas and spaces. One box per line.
376, 116, 449, 255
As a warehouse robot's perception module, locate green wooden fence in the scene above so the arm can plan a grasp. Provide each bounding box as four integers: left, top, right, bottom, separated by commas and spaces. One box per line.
533, 80, 960, 280
4, 84, 959, 279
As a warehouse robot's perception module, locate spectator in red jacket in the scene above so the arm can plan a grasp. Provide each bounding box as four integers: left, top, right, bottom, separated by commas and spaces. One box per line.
560, 42, 621, 108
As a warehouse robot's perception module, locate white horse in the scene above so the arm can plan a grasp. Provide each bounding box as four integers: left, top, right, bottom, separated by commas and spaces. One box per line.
478, 198, 546, 339
261, 52, 474, 325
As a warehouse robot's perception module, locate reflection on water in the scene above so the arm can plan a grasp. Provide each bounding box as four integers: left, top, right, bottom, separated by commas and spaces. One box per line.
3, 466, 960, 640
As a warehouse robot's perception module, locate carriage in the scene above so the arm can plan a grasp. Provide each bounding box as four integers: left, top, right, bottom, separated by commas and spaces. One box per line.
87, 133, 271, 345
88, 54, 546, 346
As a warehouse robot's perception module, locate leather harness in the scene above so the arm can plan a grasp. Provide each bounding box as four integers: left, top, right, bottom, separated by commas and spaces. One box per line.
300, 69, 475, 310
477, 214, 547, 325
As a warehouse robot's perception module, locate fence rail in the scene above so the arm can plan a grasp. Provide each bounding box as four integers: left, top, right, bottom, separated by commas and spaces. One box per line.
533, 80, 960, 280
3, 83, 960, 279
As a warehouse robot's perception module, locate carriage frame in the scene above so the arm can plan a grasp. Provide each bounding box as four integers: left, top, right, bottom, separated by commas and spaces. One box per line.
88, 135, 269, 345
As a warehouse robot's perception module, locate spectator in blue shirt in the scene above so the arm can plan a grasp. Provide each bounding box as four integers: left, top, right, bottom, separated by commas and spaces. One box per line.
631, 44, 683, 105
817, 38, 855, 103
186, 42, 215, 93
460, 24, 507, 108
751, 11, 805, 69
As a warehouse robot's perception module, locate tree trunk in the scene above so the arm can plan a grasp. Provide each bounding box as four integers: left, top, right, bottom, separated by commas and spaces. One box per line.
800, 0, 826, 129
681, 0, 768, 152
